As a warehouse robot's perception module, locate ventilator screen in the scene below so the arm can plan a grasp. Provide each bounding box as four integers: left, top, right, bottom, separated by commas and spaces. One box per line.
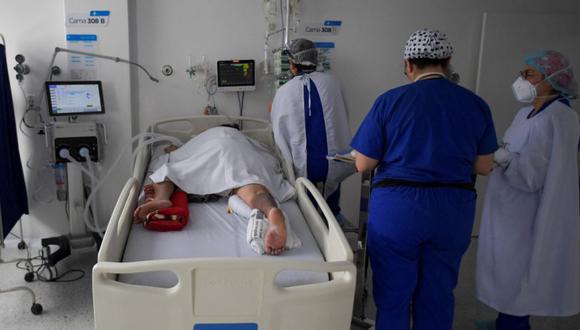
46, 81, 105, 116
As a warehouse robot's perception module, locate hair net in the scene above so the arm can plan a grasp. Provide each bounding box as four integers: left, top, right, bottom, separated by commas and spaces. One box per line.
404, 28, 453, 60
525, 50, 578, 99
287, 38, 318, 66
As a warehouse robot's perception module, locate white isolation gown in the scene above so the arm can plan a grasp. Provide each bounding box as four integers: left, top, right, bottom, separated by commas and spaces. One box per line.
271, 71, 354, 197
476, 99, 580, 316
149, 127, 295, 203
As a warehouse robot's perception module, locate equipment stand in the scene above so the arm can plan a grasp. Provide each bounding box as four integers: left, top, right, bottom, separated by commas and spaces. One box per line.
65, 162, 95, 249
351, 171, 375, 329
39, 162, 95, 275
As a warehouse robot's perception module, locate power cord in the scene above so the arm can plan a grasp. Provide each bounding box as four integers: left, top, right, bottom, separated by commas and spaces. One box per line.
236, 91, 245, 117
16, 256, 85, 283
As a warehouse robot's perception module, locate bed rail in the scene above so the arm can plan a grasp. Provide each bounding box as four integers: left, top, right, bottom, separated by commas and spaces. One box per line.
133, 115, 296, 185
294, 177, 353, 264
93, 257, 355, 330
98, 177, 140, 264
150, 115, 271, 144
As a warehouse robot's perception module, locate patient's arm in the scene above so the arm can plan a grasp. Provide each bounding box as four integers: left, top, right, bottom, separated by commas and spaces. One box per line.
133, 181, 175, 223
235, 184, 287, 255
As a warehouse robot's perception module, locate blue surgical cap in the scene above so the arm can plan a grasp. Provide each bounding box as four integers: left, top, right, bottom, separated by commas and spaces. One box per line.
525, 50, 578, 99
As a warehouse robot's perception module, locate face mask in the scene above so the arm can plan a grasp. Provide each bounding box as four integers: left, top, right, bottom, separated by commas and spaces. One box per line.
512, 65, 572, 103
512, 77, 537, 103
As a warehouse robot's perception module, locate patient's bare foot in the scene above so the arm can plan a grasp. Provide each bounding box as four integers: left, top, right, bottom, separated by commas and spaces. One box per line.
264, 208, 287, 255
143, 184, 155, 202
133, 199, 172, 223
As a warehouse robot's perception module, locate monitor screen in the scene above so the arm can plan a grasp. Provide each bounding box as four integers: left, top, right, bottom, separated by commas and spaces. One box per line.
46, 81, 105, 116
217, 60, 255, 92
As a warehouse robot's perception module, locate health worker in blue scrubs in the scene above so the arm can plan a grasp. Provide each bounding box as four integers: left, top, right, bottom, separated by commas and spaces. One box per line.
351, 28, 497, 330
271, 38, 354, 223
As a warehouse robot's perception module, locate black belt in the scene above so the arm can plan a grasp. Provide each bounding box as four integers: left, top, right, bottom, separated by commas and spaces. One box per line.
372, 178, 475, 192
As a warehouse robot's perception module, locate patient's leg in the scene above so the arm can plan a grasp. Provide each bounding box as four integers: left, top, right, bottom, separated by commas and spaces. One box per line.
235, 184, 287, 255
133, 181, 175, 223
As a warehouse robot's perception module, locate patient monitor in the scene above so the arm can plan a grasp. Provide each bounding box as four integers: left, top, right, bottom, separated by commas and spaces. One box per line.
217, 59, 256, 92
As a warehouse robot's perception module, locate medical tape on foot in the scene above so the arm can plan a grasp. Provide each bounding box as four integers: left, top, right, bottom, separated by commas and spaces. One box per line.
227, 195, 253, 219
247, 209, 268, 255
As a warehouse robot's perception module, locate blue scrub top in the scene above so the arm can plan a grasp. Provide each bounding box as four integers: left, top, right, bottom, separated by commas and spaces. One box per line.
351, 78, 497, 184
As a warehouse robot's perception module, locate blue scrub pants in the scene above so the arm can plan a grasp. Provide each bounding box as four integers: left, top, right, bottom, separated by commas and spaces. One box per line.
496, 313, 530, 330
309, 181, 341, 216
368, 186, 476, 330
326, 184, 341, 215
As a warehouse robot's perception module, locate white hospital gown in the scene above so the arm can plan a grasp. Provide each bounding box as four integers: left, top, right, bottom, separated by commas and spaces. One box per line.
149, 127, 296, 203
476, 100, 580, 316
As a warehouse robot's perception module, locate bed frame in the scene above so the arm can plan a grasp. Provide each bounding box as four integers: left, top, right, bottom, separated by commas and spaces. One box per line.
92, 116, 356, 330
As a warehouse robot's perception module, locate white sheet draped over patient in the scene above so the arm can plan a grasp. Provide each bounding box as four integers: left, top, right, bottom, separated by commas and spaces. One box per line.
149, 127, 296, 202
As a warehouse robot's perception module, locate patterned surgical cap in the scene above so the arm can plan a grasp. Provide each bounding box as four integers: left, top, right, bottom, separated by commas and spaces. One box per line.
404, 28, 453, 60
525, 50, 578, 99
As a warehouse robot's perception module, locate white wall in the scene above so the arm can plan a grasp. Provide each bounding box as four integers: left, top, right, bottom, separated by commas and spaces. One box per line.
3, 0, 580, 240
132, 0, 580, 225
0, 0, 132, 240
62, 0, 133, 235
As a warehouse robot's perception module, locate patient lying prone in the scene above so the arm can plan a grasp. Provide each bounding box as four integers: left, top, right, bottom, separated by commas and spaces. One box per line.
134, 182, 287, 255
133, 126, 295, 255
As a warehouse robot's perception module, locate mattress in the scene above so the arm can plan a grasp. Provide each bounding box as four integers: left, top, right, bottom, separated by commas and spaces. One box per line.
119, 197, 329, 288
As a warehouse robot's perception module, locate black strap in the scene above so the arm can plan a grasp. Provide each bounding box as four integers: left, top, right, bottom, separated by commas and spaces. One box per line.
187, 194, 221, 203
372, 178, 475, 192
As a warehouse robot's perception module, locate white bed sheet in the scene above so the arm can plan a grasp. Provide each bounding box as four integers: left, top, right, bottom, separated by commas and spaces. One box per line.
119, 198, 329, 288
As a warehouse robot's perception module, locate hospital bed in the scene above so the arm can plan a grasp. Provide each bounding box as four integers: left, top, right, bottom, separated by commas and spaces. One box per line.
92, 116, 356, 330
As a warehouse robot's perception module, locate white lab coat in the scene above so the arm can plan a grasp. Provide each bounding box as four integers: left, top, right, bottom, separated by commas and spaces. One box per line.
476, 100, 580, 316
150, 127, 295, 203
271, 71, 353, 197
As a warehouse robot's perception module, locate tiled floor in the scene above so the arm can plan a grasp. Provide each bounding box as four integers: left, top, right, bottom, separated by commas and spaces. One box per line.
1, 237, 579, 330
0, 239, 95, 330
351, 237, 580, 330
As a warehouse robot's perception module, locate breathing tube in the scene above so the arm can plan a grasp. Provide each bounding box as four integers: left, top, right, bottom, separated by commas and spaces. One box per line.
63, 132, 183, 236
